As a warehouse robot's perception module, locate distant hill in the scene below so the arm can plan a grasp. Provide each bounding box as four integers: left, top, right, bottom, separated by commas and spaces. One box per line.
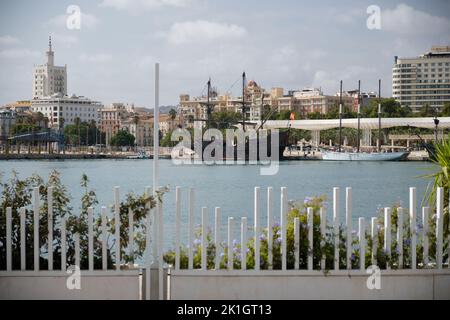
145, 105, 177, 114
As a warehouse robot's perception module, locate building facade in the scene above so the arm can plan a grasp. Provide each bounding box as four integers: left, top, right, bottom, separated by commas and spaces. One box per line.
32, 37, 67, 99
31, 94, 102, 128
393, 46, 450, 112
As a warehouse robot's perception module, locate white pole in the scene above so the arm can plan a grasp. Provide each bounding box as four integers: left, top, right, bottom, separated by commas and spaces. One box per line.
20, 207, 26, 271
201, 207, 207, 270
359, 217, 365, 271
74, 233, 80, 268
175, 187, 181, 271
267, 187, 273, 270
241, 217, 247, 271
158, 193, 164, 300
346, 187, 352, 270
320, 208, 326, 270
6, 207, 12, 272
436, 187, 444, 269
281, 187, 287, 271
153, 62, 159, 193
101, 206, 107, 270
254, 187, 261, 271
188, 188, 194, 270
88, 207, 94, 271
47, 186, 53, 271
384, 207, 391, 270
307, 207, 313, 270
371, 217, 377, 266
333, 187, 340, 270
114, 186, 120, 271
128, 207, 134, 265
422, 207, 429, 267
294, 217, 300, 270
409, 187, 417, 269
228, 217, 234, 270
33, 187, 39, 272
61, 217, 66, 271
214, 207, 221, 270
397, 207, 403, 269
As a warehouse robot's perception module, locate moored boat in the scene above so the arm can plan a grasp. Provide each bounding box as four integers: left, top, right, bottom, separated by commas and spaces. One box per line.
321, 150, 409, 161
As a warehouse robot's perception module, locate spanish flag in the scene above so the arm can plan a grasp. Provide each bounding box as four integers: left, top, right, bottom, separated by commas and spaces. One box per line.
289, 112, 295, 120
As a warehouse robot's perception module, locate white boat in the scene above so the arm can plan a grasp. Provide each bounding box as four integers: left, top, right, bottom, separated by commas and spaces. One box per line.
321, 150, 409, 161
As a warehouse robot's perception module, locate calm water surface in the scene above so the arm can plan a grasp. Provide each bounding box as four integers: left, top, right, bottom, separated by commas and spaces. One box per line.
0, 159, 436, 249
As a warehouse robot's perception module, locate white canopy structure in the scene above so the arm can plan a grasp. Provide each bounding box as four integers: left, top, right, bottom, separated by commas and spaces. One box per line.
256, 117, 450, 131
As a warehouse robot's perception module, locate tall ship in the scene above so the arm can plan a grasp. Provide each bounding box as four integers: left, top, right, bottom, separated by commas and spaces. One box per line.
321, 79, 409, 161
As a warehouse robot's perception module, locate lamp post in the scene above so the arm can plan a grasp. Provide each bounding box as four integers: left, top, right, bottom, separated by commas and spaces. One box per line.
434, 115, 440, 144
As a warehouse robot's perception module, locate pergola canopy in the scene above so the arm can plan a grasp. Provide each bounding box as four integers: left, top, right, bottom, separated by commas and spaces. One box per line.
256, 117, 450, 131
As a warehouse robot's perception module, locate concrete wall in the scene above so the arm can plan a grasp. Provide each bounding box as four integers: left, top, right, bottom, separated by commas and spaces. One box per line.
0, 270, 140, 300
169, 270, 450, 300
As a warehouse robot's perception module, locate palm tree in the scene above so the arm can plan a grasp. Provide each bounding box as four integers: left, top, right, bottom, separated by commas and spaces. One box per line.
59, 117, 65, 154
90, 119, 97, 147
74, 117, 81, 152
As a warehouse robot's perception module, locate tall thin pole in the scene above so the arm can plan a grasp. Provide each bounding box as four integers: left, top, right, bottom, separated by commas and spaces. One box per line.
242, 72, 246, 132
207, 78, 211, 129
357, 80, 361, 153
153, 63, 159, 193
378, 79, 381, 153
338, 80, 343, 153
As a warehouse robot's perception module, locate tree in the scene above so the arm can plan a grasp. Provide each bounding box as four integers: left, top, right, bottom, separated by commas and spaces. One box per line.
110, 130, 135, 147
441, 102, 450, 116
74, 117, 81, 151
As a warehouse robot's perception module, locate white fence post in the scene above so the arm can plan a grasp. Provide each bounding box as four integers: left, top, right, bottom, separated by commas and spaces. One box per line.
422, 207, 429, 267
175, 187, 181, 271
101, 206, 107, 270
158, 189, 164, 300
20, 207, 26, 271
228, 217, 234, 270
384, 207, 391, 270
359, 217, 365, 271
241, 217, 247, 271
294, 217, 300, 270
397, 207, 404, 269
6, 207, 12, 272
333, 187, 340, 270
436, 187, 444, 269
281, 187, 287, 271
61, 217, 66, 271
307, 207, 313, 271
346, 187, 352, 270
371, 217, 377, 266
320, 208, 326, 270
254, 187, 261, 271
88, 207, 94, 271
128, 207, 134, 265
47, 186, 53, 271
267, 187, 273, 270
74, 233, 80, 268
201, 207, 207, 271
409, 187, 417, 269
214, 207, 221, 270
33, 187, 40, 272
188, 188, 194, 270
114, 186, 120, 271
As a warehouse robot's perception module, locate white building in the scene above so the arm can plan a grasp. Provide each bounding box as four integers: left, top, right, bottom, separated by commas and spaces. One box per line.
393, 45, 450, 112
31, 93, 102, 128
32, 37, 67, 99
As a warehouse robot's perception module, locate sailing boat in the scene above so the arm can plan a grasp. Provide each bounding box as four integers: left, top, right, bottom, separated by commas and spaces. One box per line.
321, 80, 409, 161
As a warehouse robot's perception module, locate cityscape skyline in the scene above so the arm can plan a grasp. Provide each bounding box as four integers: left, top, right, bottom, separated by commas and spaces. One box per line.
1, 0, 450, 108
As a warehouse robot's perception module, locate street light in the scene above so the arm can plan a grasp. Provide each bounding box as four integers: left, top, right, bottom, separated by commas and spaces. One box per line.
434, 115, 440, 144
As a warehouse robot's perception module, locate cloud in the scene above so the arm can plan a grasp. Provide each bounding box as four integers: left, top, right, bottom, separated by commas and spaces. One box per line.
0, 49, 40, 59
80, 53, 113, 63
99, 0, 195, 13
46, 12, 99, 30
0, 35, 21, 46
167, 20, 247, 45
382, 4, 450, 36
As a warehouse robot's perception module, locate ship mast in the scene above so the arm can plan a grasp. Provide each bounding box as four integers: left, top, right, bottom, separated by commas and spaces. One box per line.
378, 79, 382, 153
357, 80, 361, 153
242, 72, 246, 132
338, 80, 343, 153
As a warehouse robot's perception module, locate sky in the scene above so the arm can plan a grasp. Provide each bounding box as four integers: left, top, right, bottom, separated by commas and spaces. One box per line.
1, 0, 450, 108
